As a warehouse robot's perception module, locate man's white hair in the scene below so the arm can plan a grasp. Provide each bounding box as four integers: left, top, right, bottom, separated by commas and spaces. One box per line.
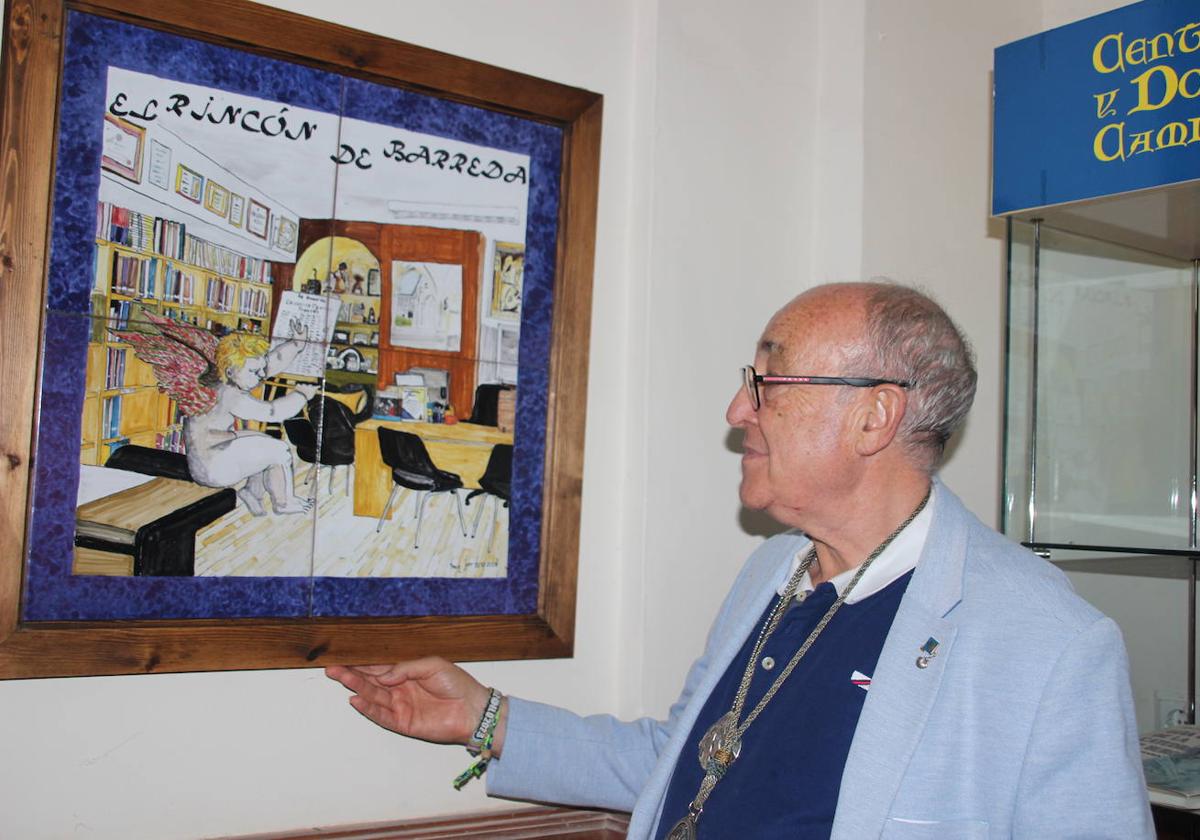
843, 282, 977, 471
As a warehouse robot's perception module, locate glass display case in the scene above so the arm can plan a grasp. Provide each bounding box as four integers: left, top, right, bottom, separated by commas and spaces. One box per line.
1004, 220, 1197, 555
992, 0, 1200, 782
1003, 217, 1200, 725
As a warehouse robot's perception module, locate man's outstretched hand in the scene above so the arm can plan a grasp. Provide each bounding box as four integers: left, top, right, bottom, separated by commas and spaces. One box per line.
325, 658, 506, 756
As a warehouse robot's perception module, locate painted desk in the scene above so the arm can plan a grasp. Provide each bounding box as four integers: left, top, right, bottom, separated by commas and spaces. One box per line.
74, 470, 236, 576
353, 419, 513, 519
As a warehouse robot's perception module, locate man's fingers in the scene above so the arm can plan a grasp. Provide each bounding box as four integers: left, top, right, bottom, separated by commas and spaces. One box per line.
326, 659, 450, 687
326, 664, 411, 690
370, 657, 450, 686
348, 694, 399, 730
325, 664, 380, 690
354, 663, 405, 677
335, 671, 405, 711
326, 666, 391, 701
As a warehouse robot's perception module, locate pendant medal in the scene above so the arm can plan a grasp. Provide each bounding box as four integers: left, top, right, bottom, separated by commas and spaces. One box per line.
666, 813, 697, 840
697, 711, 741, 770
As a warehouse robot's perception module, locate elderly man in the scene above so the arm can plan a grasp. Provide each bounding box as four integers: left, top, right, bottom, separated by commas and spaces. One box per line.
327, 282, 1153, 839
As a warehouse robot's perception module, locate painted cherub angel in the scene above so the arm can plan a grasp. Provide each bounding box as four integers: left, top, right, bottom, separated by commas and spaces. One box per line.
113, 313, 318, 516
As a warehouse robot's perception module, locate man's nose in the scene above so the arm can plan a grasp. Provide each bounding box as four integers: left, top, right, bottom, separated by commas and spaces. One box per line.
726, 384, 754, 426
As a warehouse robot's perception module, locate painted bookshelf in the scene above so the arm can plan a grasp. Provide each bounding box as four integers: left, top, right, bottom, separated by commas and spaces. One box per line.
81, 202, 277, 466
327, 291, 381, 386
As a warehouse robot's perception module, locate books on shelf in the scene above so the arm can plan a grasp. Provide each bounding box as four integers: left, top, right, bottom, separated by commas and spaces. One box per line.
111, 250, 261, 314
96, 200, 275, 284
205, 277, 236, 313
98, 202, 184, 260
155, 425, 185, 454
162, 265, 197, 305
160, 307, 201, 327
110, 251, 159, 298
206, 279, 267, 319
101, 394, 122, 440
184, 237, 273, 284
104, 347, 126, 390
1142, 725, 1200, 809
237, 286, 269, 318
108, 299, 132, 329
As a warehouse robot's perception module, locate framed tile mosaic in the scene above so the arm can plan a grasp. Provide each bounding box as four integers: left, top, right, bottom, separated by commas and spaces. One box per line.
0, 0, 601, 677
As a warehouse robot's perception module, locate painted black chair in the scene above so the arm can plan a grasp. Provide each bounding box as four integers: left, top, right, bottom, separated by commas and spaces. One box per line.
282, 414, 321, 483
105, 444, 192, 481
465, 443, 513, 553
375, 427, 467, 549
467, 383, 512, 426
282, 390, 369, 495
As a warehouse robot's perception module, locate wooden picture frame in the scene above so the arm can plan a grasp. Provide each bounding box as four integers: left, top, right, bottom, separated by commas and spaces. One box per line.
174, 163, 203, 203
228, 193, 244, 228
100, 113, 144, 182
0, 0, 601, 678
246, 197, 270, 239
274, 216, 298, 252
147, 138, 171, 190
491, 241, 525, 321
203, 179, 230, 217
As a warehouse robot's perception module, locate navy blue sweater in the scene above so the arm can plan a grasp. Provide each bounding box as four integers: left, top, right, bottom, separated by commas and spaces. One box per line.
656, 570, 913, 839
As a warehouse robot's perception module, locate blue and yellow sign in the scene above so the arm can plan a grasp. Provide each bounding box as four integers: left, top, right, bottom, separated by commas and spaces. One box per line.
994, 0, 1200, 214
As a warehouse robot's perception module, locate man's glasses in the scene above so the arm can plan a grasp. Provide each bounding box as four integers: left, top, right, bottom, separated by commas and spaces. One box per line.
741, 365, 912, 410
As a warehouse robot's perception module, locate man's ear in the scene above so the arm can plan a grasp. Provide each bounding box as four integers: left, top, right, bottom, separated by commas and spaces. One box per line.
853, 385, 907, 457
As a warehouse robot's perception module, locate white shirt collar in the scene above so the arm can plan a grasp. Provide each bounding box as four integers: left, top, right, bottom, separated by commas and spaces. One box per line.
777, 492, 935, 605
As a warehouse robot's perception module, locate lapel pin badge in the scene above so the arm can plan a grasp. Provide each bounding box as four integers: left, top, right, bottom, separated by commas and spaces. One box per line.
916, 637, 940, 669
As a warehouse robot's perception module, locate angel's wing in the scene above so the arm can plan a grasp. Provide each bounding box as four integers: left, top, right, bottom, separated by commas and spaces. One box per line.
151, 315, 219, 376
110, 315, 220, 416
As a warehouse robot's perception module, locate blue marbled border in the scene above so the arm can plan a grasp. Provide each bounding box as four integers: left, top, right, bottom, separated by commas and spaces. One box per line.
22, 11, 560, 621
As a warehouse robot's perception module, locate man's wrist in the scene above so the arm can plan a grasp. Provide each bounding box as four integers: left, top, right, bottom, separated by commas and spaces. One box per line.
466, 687, 502, 755
453, 689, 505, 790
491, 696, 507, 759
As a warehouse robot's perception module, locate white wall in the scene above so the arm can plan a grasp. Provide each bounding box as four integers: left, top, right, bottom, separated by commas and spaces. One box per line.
636, 0, 823, 717
1, 1, 1170, 837
860, 0, 1044, 522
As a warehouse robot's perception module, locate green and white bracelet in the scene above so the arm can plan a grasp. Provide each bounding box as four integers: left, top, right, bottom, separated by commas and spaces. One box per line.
453, 688, 502, 790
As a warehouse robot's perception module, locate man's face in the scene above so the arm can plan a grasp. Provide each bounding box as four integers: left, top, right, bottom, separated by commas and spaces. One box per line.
726, 291, 865, 528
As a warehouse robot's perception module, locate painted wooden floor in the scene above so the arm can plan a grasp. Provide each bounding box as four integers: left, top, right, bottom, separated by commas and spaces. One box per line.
192, 456, 508, 578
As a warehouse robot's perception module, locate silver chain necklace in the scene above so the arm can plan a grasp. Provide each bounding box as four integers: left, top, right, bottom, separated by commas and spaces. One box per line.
666, 486, 932, 840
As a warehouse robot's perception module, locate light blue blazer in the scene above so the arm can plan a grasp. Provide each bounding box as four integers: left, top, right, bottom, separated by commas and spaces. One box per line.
488, 482, 1154, 839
